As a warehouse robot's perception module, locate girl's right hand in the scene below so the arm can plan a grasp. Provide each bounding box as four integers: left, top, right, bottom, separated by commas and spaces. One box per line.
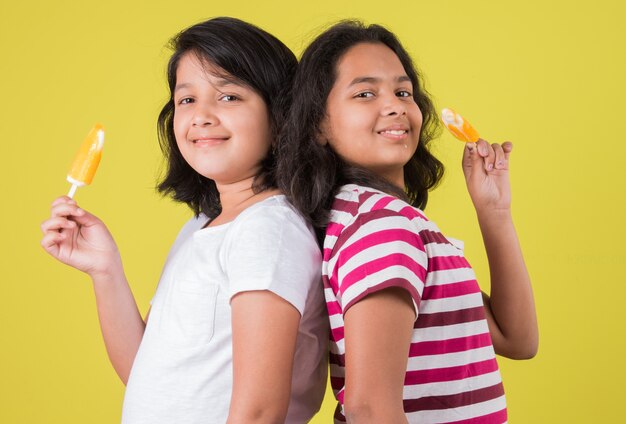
40, 196, 121, 279
462, 139, 513, 215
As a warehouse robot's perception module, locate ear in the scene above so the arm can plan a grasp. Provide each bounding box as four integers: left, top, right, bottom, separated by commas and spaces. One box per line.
317, 117, 330, 146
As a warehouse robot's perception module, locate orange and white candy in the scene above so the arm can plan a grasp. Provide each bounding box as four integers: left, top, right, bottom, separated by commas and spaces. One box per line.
66, 124, 105, 198
441, 108, 480, 143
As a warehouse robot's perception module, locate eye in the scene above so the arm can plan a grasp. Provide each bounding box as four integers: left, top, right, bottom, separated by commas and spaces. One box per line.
177, 97, 194, 106
355, 91, 375, 98
220, 94, 240, 102
396, 90, 412, 98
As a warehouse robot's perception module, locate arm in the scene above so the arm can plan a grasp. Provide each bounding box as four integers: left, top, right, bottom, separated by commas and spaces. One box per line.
463, 140, 538, 359
41, 196, 145, 383
227, 291, 300, 424
224, 203, 322, 423
343, 288, 414, 424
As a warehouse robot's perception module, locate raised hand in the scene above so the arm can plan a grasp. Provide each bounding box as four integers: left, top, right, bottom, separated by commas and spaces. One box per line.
40, 196, 121, 279
462, 139, 513, 214
460, 139, 538, 359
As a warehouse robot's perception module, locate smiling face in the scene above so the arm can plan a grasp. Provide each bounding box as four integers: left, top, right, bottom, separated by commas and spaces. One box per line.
173, 52, 272, 186
321, 42, 423, 187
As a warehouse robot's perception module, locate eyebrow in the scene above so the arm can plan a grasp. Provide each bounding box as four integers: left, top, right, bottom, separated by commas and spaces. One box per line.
348, 75, 411, 87
174, 78, 237, 93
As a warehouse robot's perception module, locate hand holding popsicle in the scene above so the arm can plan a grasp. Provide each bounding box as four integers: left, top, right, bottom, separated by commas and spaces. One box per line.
42, 123, 118, 276
442, 108, 512, 212
40, 196, 122, 278
67, 124, 105, 198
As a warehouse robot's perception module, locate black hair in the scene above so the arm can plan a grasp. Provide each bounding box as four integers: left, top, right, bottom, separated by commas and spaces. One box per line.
157, 17, 297, 218
276, 20, 444, 236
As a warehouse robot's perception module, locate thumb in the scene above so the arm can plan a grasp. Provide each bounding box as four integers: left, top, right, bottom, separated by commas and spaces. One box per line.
462, 142, 481, 172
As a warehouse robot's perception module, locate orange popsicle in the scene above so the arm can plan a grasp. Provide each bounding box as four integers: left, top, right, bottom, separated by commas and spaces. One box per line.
441, 108, 480, 143
66, 124, 105, 198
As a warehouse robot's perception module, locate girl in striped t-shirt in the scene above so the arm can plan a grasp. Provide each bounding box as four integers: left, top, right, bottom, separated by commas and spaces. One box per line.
277, 21, 538, 423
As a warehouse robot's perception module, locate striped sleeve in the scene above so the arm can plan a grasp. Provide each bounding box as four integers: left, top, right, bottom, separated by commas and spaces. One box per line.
329, 207, 427, 314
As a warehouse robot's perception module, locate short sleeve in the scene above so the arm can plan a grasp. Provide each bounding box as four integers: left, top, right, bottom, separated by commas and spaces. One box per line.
330, 207, 427, 316
223, 202, 322, 316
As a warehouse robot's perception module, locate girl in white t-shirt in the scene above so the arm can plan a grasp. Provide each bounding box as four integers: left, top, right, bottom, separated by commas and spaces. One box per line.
40, 17, 327, 423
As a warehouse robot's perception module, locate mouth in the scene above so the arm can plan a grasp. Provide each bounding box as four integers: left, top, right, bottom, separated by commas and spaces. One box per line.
378, 129, 408, 136
377, 128, 409, 140
192, 137, 229, 146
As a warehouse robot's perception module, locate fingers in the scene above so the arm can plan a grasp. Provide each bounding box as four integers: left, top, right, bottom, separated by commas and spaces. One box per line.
49, 196, 82, 220
42, 197, 79, 236
475, 139, 513, 171
51, 195, 75, 208
40, 230, 66, 252
476, 139, 496, 171
47, 196, 100, 226
492, 144, 506, 170
40, 215, 73, 255
40, 196, 101, 253
40, 216, 76, 234
50, 202, 83, 220
502, 141, 513, 162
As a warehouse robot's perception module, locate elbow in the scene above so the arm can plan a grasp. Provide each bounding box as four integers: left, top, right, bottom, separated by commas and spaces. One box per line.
507, 347, 537, 360
517, 330, 540, 359
227, 404, 287, 424
343, 399, 372, 422
499, 337, 539, 360
344, 396, 406, 423
518, 339, 539, 360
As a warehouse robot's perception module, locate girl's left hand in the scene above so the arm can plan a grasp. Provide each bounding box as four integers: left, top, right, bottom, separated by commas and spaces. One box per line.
462, 139, 513, 214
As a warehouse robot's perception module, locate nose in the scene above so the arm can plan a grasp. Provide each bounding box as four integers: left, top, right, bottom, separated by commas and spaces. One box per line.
380, 94, 407, 117
191, 103, 219, 127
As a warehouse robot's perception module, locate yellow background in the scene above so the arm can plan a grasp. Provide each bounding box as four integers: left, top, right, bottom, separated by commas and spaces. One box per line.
1, 0, 624, 422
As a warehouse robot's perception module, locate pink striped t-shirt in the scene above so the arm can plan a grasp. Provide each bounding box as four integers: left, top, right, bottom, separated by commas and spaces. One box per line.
323, 184, 507, 423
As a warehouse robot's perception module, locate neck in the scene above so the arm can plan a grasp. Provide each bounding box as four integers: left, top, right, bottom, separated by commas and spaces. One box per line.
216, 176, 260, 212
375, 168, 404, 190
209, 176, 280, 226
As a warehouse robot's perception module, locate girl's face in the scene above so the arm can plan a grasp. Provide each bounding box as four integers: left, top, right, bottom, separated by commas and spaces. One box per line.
173, 52, 272, 186
321, 42, 423, 187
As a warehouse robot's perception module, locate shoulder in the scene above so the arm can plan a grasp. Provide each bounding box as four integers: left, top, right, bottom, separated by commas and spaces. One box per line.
225, 195, 319, 258
177, 213, 207, 235
171, 214, 207, 248
327, 184, 428, 244
239, 195, 303, 221
332, 184, 427, 223
325, 186, 431, 311
223, 196, 322, 313
231, 195, 313, 239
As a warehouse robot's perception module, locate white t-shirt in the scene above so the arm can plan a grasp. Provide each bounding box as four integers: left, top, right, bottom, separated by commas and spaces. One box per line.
121, 196, 328, 423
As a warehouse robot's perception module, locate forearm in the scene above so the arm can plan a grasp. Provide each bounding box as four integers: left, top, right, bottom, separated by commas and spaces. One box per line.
91, 262, 145, 384
476, 208, 538, 359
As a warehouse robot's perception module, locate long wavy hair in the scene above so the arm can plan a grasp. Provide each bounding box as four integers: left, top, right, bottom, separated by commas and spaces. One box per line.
276, 20, 444, 237
157, 17, 297, 218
